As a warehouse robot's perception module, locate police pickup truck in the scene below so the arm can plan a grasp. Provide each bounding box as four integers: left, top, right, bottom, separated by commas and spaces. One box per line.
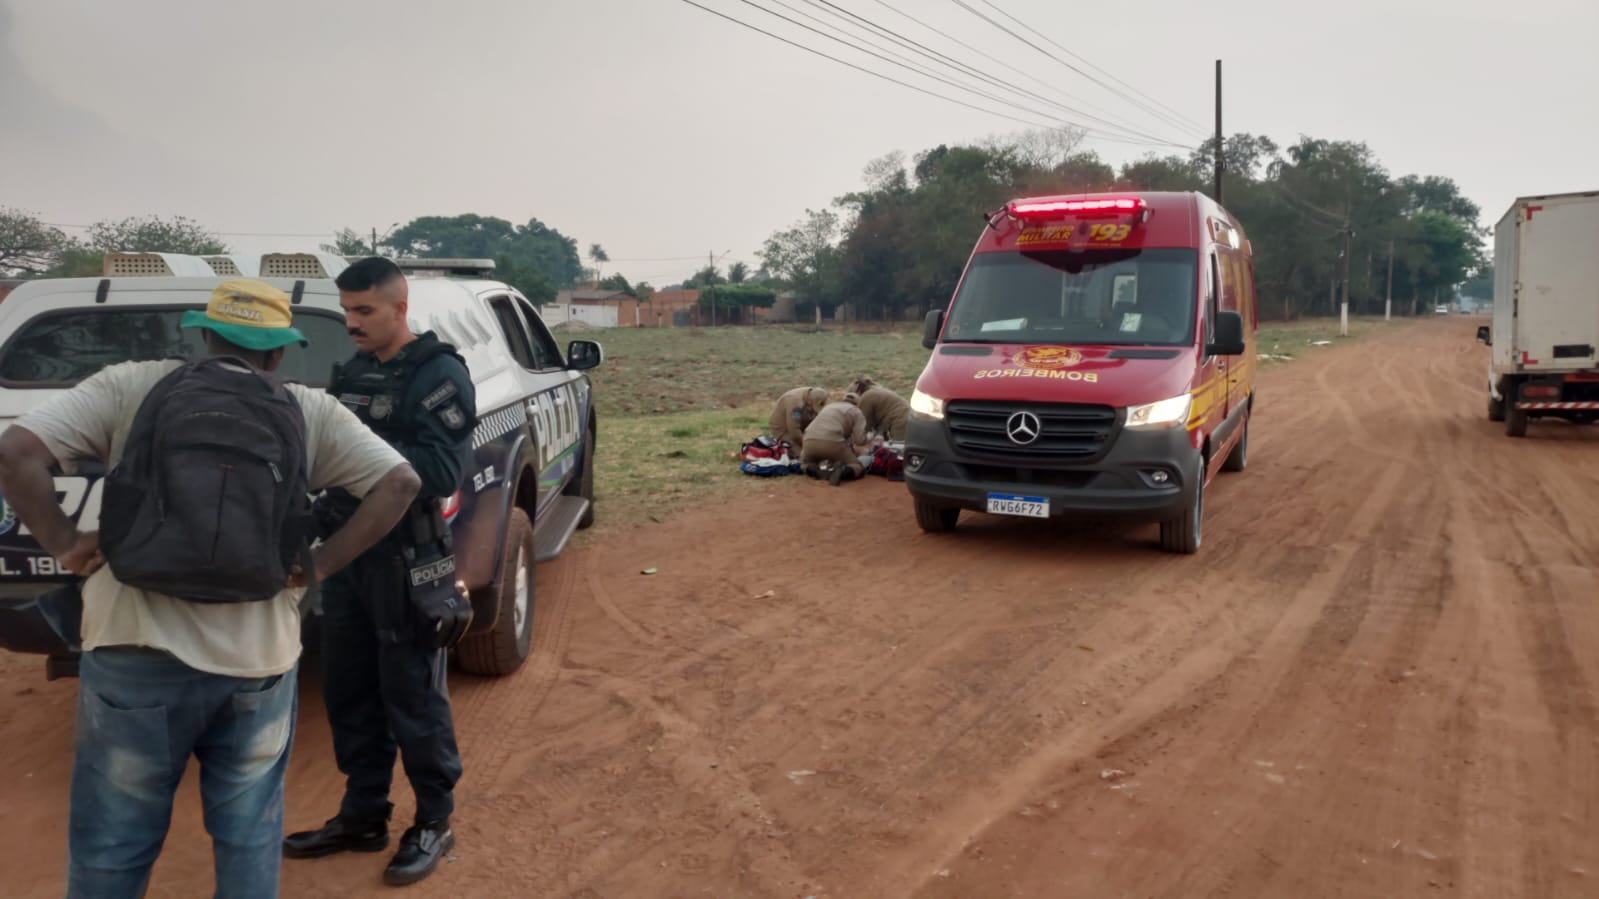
0, 252, 600, 678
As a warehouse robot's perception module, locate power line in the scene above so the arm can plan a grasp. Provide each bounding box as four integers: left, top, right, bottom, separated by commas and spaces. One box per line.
949, 0, 1211, 143
674, 0, 1181, 147
795, 0, 1188, 147
734, 0, 1180, 146
974, 0, 1211, 136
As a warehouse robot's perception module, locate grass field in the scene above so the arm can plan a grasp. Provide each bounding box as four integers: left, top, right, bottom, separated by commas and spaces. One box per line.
576, 317, 1402, 536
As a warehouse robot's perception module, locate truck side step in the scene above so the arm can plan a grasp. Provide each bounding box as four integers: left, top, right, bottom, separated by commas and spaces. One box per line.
533, 495, 589, 563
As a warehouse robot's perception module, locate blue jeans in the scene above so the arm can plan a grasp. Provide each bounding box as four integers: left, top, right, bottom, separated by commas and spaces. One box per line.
67, 648, 299, 899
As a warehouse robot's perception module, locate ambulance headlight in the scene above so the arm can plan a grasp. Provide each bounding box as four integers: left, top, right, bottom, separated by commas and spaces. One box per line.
910, 389, 945, 421
1125, 394, 1192, 430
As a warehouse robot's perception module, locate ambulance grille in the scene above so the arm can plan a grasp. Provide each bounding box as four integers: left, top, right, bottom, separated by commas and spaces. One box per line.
944, 401, 1116, 461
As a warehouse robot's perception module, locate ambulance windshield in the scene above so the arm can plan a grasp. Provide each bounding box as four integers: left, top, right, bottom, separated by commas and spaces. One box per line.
943, 248, 1198, 347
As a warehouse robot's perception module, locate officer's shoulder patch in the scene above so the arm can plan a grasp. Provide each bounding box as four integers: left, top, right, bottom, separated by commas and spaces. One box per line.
420, 381, 458, 411
439, 403, 468, 431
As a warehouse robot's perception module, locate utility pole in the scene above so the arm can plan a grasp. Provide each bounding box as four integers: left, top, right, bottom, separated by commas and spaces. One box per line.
1385, 239, 1395, 322
1213, 60, 1223, 204
372, 227, 379, 256
1339, 224, 1353, 337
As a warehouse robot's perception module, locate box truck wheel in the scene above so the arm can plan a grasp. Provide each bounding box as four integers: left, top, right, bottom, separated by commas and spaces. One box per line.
1487, 391, 1506, 422
913, 496, 959, 533
1159, 460, 1204, 554
1505, 398, 1528, 438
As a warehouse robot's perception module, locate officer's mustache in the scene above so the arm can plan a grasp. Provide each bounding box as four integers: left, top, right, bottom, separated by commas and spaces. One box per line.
348, 328, 367, 339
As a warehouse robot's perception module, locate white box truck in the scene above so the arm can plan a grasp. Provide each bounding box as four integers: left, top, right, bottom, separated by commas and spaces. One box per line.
1477, 189, 1599, 437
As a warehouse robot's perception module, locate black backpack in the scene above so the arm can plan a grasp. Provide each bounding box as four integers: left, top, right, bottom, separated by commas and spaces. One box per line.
100, 357, 314, 603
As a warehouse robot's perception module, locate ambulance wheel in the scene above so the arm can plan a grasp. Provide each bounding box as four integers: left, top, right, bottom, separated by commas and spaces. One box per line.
456, 508, 535, 676
1222, 413, 1249, 472
575, 422, 596, 529
1486, 391, 1506, 422
1505, 402, 1528, 438
1159, 464, 1204, 554
914, 497, 959, 533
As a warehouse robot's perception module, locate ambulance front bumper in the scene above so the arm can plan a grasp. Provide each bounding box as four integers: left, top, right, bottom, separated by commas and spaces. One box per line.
902, 417, 1199, 519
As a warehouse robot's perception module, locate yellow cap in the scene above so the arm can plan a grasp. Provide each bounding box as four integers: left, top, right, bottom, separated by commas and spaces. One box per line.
181, 279, 306, 350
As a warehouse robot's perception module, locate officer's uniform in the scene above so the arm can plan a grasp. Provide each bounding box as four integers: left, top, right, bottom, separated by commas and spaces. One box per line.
856, 385, 910, 441
769, 386, 826, 450
321, 330, 477, 827
800, 401, 869, 476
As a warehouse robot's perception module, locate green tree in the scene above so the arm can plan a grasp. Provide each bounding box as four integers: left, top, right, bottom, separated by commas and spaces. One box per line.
681, 265, 725, 290
759, 209, 841, 311
382, 214, 585, 288
494, 253, 556, 305
588, 243, 609, 284
597, 273, 635, 296
83, 215, 227, 255
726, 260, 749, 283
321, 228, 377, 256
1461, 265, 1494, 301
0, 208, 67, 276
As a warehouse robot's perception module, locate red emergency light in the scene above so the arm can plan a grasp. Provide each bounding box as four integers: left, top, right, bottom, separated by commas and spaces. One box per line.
1009, 197, 1147, 219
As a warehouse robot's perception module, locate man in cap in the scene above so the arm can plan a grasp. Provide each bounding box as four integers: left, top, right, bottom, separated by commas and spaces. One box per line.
769, 386, 829, 451
0, 279, 422, 898
283, 256, 477, 887
801, 391, 871, 485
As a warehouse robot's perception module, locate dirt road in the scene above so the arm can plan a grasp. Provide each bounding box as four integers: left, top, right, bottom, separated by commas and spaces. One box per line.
3, 316, 1597, 898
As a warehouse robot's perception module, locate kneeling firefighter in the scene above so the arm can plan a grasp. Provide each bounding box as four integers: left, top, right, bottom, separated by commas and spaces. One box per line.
284, 257, 478, 887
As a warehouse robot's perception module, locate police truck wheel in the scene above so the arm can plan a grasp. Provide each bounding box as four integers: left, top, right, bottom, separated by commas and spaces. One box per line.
1486, 391, 1506, 422
576, 423, 596, 529
1159, 463, 1204, 554
913, 497, 959, 533
456, 508, 535, 676
1221, 413, 1249, 472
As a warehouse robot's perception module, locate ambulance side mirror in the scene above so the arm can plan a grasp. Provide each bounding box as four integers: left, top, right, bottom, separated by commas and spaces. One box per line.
922, 309, 944, 350
1476, 325, 1491, 346
1207, 311, 1246, 357
566, 339, 603, 371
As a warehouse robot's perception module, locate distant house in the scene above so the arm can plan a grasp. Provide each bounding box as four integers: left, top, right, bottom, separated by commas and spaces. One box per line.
643, 289, 702, 328
545, 288, 641, 328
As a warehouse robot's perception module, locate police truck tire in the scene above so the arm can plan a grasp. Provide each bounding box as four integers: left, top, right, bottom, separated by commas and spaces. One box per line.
576, 423, 596, 529
1221, 413, 1249, 472
1159, 464, 1204, 554
456, 508, 535, 676
914, 497, 959, 533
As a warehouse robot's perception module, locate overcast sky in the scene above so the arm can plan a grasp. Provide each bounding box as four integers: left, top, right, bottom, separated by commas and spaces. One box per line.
2, 0, 1594, 285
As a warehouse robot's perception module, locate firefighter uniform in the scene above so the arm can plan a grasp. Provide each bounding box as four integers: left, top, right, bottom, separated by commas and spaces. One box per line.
320, 331, 477, 827
769, 386, 828, 450
856, 385, 910, 441
801, 399, 869, 477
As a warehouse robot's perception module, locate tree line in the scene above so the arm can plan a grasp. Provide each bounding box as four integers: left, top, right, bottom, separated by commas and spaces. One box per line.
756, 129, 1489, 321
4, 129, 1487, 323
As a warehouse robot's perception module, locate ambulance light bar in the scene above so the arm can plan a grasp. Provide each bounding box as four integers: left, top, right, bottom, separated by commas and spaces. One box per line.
1009, 197, 1147, 219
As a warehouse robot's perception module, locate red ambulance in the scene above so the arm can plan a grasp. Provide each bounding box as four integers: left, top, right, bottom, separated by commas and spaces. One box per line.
903, 191, 1257, 553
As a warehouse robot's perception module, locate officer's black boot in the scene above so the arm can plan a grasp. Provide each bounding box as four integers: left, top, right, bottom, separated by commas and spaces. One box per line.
383, 819, 455, 886
283, 805, 392, 859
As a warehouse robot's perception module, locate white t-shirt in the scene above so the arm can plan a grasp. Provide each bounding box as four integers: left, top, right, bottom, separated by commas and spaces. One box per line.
13, 359, 406, 678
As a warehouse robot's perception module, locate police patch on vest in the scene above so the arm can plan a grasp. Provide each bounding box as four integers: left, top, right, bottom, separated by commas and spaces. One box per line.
339, 393, 371, 408
421, 382, 458, 410
370, 394, 394, 420
409, 555, 456, 587
439, 403, 467, 430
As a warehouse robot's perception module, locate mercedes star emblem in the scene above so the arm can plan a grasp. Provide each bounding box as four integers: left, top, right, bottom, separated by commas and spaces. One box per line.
1005, 411, 1042, 445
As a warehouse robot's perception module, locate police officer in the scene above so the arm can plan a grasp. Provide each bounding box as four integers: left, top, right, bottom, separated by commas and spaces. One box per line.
283, 257, 478, 887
